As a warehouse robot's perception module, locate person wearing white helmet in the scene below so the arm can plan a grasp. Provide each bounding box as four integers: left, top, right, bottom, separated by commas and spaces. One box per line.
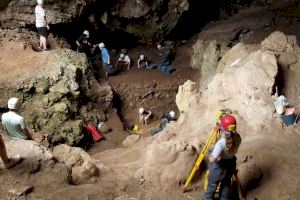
35, 0, 50, 51
137, 54, 149, 69
76, 30, 92, 55
156, 43, 172, 66
98, 42, 111, 77
115, 53, 131, 70
1, 98, 34, 141
149, 110, 176, 136
138, 107, 152, 126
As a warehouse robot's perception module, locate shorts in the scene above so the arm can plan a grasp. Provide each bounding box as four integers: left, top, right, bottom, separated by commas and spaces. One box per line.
37, 27, 48, 37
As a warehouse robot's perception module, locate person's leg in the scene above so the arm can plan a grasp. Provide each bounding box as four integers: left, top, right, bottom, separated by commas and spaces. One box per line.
0, 135, 10, 164
0, 135, 22, 169
41, 36, 47, 50
203, 163, 222, 200
219, 158, 236, 200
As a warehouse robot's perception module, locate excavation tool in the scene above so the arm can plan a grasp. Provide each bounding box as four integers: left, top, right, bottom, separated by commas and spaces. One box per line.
294, 113, 300, 126
182, 124, 219, 193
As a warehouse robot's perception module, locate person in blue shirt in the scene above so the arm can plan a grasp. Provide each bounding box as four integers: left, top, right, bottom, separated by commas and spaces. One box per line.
99, 42, 110, 77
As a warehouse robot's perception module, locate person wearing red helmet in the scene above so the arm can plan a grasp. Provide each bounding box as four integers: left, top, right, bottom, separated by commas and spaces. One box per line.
203, 114, 241, 200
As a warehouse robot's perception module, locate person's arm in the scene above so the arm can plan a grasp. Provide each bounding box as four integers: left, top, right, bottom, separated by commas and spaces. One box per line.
115, 59, 120, 67
22, 128, 33, 140
208, 140, 223, 163
145, 110, 152, 119
145, 60, 149, 68
137, 59, 141, 68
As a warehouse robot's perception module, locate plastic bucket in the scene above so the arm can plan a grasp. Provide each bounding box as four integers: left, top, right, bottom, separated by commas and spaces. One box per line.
281, 114, 296, 126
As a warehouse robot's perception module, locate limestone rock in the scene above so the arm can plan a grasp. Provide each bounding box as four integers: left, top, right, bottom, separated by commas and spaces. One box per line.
261, 31, 288, 55
278, 52, 298, 69
71, 161, 99, 185
53, 144, 93, 168
8, 184, 33, 196
122, 135, 140, 147
176, 80, 199, 114
238, 162, 263, 192
53, 102, 68, 113
216, 43, 249, 73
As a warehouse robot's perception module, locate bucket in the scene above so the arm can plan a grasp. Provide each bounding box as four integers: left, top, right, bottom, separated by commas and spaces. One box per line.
281, 114, 296, 126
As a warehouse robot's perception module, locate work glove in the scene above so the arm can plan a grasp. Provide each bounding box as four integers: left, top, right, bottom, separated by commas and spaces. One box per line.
46, 24, 50, 30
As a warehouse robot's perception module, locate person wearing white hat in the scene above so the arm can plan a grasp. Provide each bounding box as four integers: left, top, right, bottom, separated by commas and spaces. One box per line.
76, 30, 92, 54
1, 98, 34, 140
99, 42, 111, 77
137, 54, 149, 69
35, 0, 50, 51
149, 110, 176, 136
115, 53, 131, 70
138, 107, 152, 126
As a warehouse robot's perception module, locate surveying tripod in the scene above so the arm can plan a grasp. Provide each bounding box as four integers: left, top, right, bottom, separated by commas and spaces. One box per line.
182, 112, 245, 199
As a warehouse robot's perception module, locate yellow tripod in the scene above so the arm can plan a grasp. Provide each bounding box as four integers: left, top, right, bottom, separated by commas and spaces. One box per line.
182, 124, 219, 192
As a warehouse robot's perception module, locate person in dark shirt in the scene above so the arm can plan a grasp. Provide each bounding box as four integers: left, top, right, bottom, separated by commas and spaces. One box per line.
76, 30, 92, 55
149, 111, 176, 136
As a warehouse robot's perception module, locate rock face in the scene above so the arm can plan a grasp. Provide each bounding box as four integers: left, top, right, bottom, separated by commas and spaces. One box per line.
0, 0, 188, 42
0, 0, 92, 28
0, 39, 113, 146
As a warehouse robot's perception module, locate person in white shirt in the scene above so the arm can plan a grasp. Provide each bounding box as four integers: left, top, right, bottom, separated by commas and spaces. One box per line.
2, 98, 34, 140
115, 53, 131, 70
35, 0, 49, 51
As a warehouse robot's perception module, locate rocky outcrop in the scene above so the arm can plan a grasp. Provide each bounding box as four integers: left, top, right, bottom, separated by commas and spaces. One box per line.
0, 40, 113, 146
0, 0, 189, 42
53, 144, 101, 185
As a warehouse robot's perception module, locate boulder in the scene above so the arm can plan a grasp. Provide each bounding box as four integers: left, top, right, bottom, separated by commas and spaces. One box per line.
53, 144, 93, 168
71, 161, 99, 185
261, 31, 288, 55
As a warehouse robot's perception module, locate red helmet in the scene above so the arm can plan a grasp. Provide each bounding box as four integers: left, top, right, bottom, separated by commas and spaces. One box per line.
221, 114, 236, 132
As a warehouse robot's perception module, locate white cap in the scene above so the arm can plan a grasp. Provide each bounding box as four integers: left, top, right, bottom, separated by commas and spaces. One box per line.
8, 97, 19, 110
99, 42, 105, 48
139, 107, 144, 114
37, 0, 44, 5
157, 44, 162, 49
120, 53, 125, 58
140, 55, 144, 60
83, 30, 89, 36
170, 111, 175, 118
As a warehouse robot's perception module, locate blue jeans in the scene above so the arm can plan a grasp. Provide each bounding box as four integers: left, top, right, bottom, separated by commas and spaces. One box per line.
203, 157, 236, 200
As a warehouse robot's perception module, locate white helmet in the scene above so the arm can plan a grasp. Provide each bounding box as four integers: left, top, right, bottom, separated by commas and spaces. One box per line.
139, 107, 144, 115
83, 30, 89, 36
170, 111, 175, 118
8, 97, 19, 110
37, 0, 44, 5
157, 44, 162, 50
120, 53, 125, 59
140, 54, 145, 60
99, 42, 105, 48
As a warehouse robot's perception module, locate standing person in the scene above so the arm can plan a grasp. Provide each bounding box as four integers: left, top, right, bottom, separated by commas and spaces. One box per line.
138, 107, 152, 126
35, 0, 50, 51
76, 30, 92, 55
99, 42, 110, 77
203, 114, 241, 200
115, 53, 131, 70
157, 44, 171, 66
1, 98, 34, 140
137, 54, 149, 69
